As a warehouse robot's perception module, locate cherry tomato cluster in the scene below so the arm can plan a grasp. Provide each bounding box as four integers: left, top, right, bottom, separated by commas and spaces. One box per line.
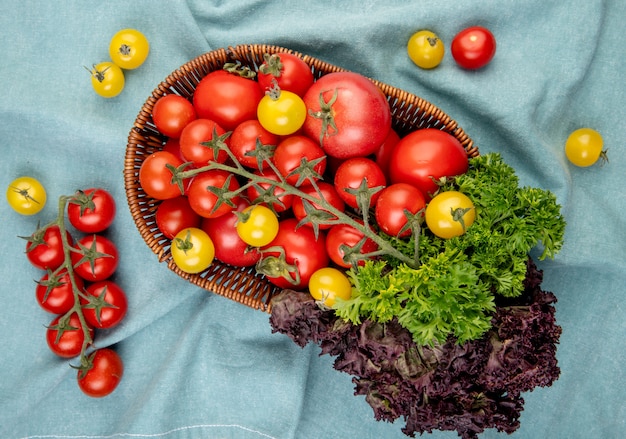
86, 29, 150, 98
24, 187, 125, 397
407, 26, 496, 70
139, 52, 480, 307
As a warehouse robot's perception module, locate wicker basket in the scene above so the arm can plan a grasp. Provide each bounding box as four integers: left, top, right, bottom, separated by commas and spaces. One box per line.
124, 44, 479, 313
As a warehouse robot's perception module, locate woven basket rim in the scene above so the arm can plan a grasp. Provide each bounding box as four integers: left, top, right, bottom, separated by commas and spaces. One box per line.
124, 43, 478, 313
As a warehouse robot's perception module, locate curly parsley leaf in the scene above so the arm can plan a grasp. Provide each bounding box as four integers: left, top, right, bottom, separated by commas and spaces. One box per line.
334, 152, 566, 345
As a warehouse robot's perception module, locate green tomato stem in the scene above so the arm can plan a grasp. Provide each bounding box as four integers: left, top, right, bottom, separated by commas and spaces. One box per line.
53, 195, 95, 368
175, 157, 418, 268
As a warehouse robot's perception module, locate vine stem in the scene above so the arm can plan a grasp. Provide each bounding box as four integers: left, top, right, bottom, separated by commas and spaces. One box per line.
53, 195, 94, 368
177, 155, 419, 269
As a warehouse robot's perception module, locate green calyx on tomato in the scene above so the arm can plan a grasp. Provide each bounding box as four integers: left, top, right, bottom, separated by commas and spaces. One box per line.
425, 191, 476, 239
20, 187, 124, 395
255, 245, 301, 287
171, 227, 215, 274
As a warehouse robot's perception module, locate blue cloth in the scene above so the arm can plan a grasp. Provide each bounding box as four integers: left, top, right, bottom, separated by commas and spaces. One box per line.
1, 1, 624, 438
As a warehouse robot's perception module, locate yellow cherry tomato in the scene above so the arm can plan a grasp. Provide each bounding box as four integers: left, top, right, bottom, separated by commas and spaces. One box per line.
109, 29, 150, 70
257, 88, 307, 136
236, 205, 279, 247
171, 227, 215, 274
6, 176, 47, 215
87, 62, 125, 98
407, 30, 445, 69
308, 267, 352, 307
565, 128, 607, 167
425, 191, 475, 239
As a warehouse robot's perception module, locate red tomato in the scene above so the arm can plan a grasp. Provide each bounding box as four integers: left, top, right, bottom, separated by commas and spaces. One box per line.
229, 119, 279, 170
155, 196, 202, 239
81, 280, 128, 329
334, 157, 386, 209
302, 71, 391, 159
201, 199, 261, 267
389, 128, 469, 199
451, 26, 496, 70
179, 118, 229, 166
67, 188, 116, 234
374, 128, 400, 180
35, 268, 82, 314
139, 151, 185, 200
162, 138, 185, 162
291, 182, 345, 230
77, 348, 124, 398
246, 168, 294, 213
326, 222, 378, 268
259, 218, 328, 289
192, 70, 264, 131
257, 52, 314, 97
71, 235, 119, 282
46, 313, 94, 358
187, 170, 241, 218
25, 225, 71, 271
375, 183, 426, 238
273, 135, 326, 186
152, 94, 197, 138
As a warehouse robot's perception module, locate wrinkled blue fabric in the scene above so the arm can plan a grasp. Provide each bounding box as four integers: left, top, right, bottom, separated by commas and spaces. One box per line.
1, 1, 624, 438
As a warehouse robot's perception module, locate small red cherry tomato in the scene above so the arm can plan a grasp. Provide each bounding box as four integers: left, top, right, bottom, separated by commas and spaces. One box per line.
77, 348, 124, 398
71, 235, 119, 282
451, 26, 496, 70
152, 94, 197, 139
81, 280, 128, 329
46, 313, 94, 358
334, 157, 386, 209
67, 188, 116, 234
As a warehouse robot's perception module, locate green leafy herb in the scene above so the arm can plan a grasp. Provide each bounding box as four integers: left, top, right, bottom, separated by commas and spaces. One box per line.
334, 152, 566, 345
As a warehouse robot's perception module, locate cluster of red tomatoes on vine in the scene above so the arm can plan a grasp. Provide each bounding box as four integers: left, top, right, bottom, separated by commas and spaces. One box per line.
139, 51, 476, 306
24, 188, 125, 397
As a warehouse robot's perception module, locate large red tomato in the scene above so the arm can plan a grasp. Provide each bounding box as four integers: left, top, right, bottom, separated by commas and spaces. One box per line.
302, 72, 391, 159
389, 128, 469, 199
192, 70, 263, 131
258, 218, 328, 290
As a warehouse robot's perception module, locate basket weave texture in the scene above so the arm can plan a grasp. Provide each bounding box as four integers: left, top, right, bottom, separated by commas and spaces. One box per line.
124, 44, 478, 313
